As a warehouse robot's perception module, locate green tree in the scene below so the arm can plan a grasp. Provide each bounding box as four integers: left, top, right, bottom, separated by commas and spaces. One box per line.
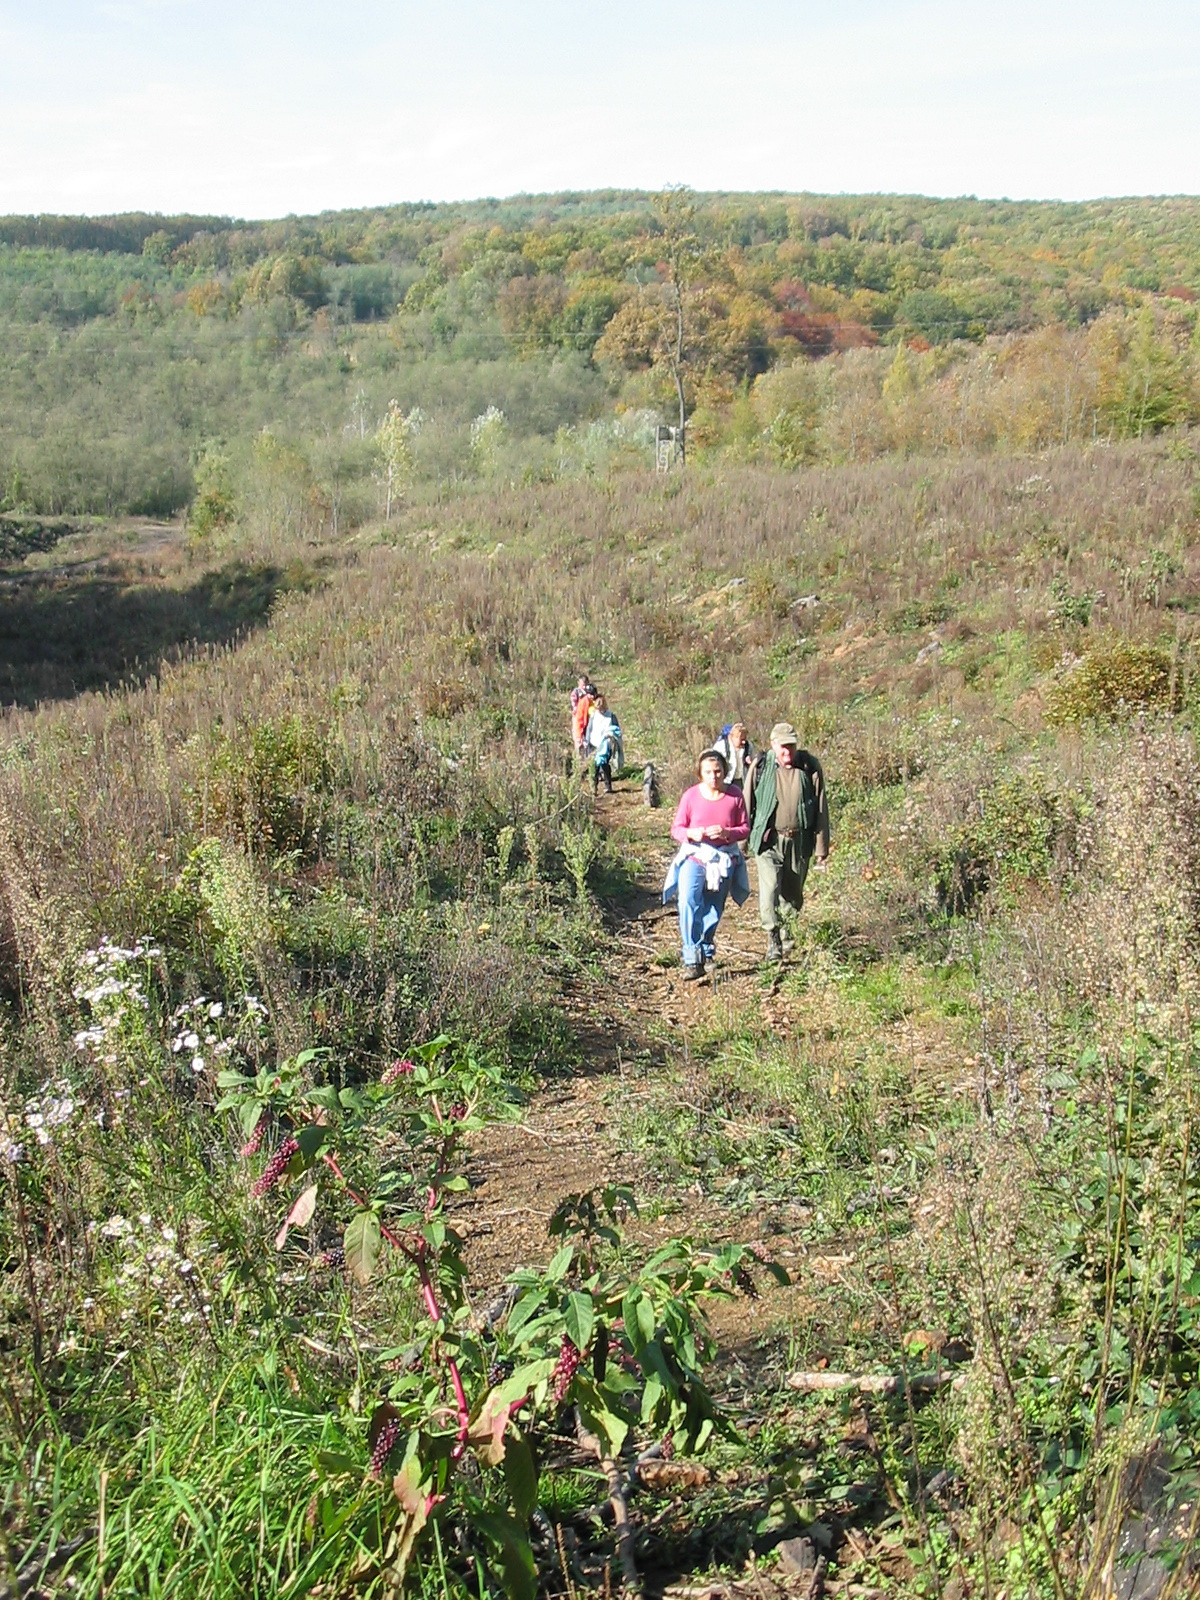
376, 401, 423, 520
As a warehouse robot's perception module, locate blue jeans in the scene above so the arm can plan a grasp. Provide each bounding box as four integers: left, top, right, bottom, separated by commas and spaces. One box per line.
677, 857, 731, 966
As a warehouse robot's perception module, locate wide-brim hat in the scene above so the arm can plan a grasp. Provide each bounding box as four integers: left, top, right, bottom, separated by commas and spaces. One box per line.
769, 722, 799, 746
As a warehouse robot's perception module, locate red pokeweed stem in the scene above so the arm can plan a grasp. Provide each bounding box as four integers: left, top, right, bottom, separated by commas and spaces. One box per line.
321, 1151, 421, 1265
448, 1356, 470, 1458
318, 1131, 468, 1448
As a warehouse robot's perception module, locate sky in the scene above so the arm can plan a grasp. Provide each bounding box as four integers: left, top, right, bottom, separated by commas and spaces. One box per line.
0, 0, 1198, 219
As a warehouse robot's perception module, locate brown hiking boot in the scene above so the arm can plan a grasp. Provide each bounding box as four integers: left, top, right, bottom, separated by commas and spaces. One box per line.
681, 961, 705, 981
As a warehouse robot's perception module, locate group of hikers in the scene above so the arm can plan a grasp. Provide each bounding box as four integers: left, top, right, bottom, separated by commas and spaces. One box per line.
567, 676, 831, 980
570, 674, 624, 794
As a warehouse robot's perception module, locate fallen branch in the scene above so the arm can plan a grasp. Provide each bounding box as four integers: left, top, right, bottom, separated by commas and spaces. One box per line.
787, 1370, 963, 1395
574, 1441, 679, 1520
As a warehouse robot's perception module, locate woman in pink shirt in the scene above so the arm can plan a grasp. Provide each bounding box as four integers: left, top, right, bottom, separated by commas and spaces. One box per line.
662, 750, 750, 981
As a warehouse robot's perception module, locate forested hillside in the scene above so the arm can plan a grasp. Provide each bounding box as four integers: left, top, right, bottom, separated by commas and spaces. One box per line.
2, 189, 1199, 518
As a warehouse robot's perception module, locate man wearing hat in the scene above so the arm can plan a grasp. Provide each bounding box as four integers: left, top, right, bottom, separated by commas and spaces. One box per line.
744, 722, 831, 962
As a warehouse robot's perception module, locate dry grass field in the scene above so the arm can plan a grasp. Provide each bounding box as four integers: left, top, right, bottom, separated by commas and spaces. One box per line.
3, 441, 1200, 1598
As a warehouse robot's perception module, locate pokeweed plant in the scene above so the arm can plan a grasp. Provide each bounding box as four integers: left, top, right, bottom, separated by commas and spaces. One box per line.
217, 1042, 785, 1596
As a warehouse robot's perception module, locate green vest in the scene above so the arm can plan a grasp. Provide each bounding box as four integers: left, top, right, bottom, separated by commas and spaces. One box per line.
748, 753, 817, 855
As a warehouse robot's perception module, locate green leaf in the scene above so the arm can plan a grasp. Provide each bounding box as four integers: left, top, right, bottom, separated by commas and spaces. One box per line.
423, 1217, 446, 1251
505, 1288, 549, 1340
239, 1098, 265, 1138
344, 1211, 382, 1285
503, 1429, 538, 1521
622, 1286, 647, 1352
640, 1374, 665, 1423
545, 1244, 574, 1282
631, 1290, 656, 1348
639, 1339, 679, 1409
307, 1085, 340, 1112
564, 1291, 595, 1353
216, 1070, 249, 1090
471, 1512, 536, 1600
500, 1359, 555, 1401
295, 1124, 328, 1158
576, 1382, 629, 1458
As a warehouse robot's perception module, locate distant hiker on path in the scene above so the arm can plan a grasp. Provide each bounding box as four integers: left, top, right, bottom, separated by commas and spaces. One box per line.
584, 695, 623, 794
662, 749, 750, 981
745, 722, 830, 963
570, 673, 597, 758
712, 722, 754, 788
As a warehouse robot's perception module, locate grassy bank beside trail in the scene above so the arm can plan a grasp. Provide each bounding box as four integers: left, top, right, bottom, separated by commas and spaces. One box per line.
3, 442, 1200, 1597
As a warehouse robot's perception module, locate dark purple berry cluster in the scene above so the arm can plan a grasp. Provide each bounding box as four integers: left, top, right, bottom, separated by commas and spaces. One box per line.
552, 1335, 582, 1401
318, 1245, 345, 1270
369, 1417, 401, 1478
730, 1264, 758, 1298
252, 1136, 299, 1197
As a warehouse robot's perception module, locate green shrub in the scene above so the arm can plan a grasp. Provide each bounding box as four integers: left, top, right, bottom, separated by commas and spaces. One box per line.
888, 596, 954, 633
931, 770, 1069, 913
1044, 640, 1180, 724
204, 714, 334, 859
764, 633, 816, 684
187, 446, 235, 539
1047, 575, 1096, 627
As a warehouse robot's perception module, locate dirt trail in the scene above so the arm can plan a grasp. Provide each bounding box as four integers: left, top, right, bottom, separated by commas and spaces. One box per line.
0, 517, 182, 585
460, 779, 789, 1310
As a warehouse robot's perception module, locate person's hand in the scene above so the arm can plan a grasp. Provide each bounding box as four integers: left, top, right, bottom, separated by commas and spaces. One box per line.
814, 854, 828, 872
703, 825, 725, 841
688, 827, 705, 842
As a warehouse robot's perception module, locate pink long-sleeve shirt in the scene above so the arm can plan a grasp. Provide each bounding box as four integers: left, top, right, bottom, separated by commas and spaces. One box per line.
670, 786, 750, 848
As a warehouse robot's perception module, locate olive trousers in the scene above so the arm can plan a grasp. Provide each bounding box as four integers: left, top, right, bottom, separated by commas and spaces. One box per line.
754, 836, 810, 932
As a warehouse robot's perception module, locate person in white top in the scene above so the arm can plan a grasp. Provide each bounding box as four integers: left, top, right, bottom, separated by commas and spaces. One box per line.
584, 696, 623, 794
712, 722, 754, 788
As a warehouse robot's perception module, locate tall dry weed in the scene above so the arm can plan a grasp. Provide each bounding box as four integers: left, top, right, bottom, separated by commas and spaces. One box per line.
1072, 729, 1200, 1024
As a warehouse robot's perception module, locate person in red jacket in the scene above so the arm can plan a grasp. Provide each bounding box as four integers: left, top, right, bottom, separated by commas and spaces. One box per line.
570, 675, 596, 758
662, 750, 750, 981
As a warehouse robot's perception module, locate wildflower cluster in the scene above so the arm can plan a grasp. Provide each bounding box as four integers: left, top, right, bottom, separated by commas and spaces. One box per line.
380, 1057, 416, 1086
170, 992, 270, 1080
240, 1113, 268, 1156
86, 1211, 214, 1330
72, 937, 162, 1066
3, 1076, 84, 1163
